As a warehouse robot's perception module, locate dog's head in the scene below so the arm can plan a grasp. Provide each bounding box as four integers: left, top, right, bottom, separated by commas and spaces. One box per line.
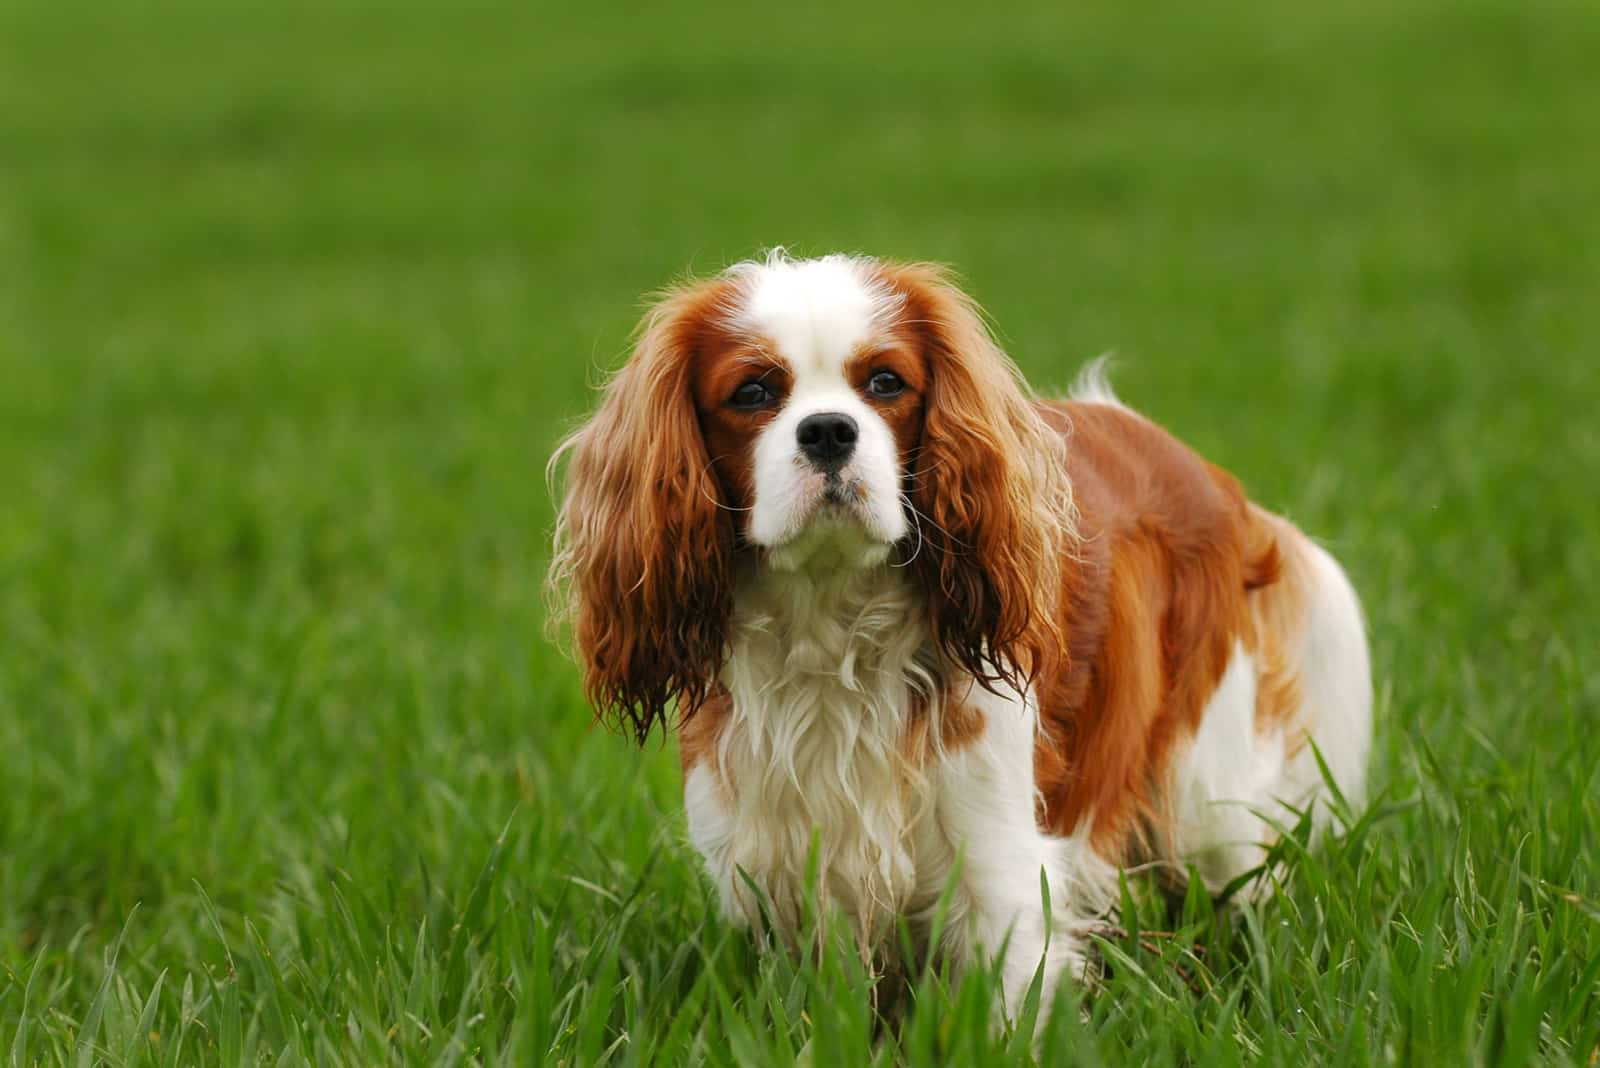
549, 253, 1074, 741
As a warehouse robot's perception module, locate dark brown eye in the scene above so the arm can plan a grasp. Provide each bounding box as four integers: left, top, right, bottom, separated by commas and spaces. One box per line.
866, 370, 905, 398
730, 379, 776, 409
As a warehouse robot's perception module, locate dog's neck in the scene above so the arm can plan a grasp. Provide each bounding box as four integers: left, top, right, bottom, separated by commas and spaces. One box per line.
724, 547, 939, 716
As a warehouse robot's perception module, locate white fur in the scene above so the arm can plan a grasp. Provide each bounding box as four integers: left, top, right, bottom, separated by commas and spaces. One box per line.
913, 683, 1113, 1012
1167, 643, 1286, 890
686, 551, 936, 945
1067, 353, 1126, 409
1286, 534, 1373, 813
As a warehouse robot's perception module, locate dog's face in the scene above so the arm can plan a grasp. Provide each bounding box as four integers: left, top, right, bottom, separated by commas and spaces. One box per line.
549, 253, 1074, 741
690, 257, 924, 570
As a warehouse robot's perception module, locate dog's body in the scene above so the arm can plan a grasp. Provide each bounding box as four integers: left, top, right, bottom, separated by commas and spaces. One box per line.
551, 253, 1371, 1013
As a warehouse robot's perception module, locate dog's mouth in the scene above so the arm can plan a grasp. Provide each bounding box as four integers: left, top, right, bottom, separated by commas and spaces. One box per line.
808, 476, 880, 532
764, 476, 892, 571
820, 475, 866, 507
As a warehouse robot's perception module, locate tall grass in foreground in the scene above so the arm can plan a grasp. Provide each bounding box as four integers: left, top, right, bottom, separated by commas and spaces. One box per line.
6, 716, 1598, 1063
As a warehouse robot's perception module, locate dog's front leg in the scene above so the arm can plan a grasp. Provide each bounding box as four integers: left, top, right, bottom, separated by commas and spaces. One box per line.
924, 688, 1099, 1021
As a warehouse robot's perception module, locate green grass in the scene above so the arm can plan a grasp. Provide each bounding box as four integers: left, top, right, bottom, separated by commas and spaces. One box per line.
2, 0, 1598, 1062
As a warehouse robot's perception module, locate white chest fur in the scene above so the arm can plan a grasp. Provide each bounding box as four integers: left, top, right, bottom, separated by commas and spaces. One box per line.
684, 552, 943, 945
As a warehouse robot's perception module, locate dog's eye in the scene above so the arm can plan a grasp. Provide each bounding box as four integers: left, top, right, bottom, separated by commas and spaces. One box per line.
730, 379, 776, 409
866, 370, 905, 398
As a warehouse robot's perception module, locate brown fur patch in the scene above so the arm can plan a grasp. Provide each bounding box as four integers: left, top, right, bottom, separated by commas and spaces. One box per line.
1244, 510, 1313, 746
690, 325, 787, 534
1032, 401, 1283, 859
678, 687, 731, 776
900, 691, 989, 769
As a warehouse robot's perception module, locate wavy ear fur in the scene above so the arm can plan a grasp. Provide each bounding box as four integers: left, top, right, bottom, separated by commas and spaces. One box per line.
547, 280, 735, 744
885, 263, 1077, 689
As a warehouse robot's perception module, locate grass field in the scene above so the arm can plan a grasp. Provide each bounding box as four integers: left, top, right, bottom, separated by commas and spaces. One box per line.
2, 0, 1598, 1062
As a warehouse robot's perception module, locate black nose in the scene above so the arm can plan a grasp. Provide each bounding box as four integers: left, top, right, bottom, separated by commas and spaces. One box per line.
795, 412, 858, 470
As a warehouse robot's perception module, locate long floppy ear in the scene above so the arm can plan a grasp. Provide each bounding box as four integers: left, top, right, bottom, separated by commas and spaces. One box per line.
547, 280, 735, 744
885, 263, 1076, 690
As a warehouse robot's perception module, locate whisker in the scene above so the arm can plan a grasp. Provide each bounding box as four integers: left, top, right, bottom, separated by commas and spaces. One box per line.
892, 492, 924, 568
895, 492, 973, 554
697, 455, 754, 513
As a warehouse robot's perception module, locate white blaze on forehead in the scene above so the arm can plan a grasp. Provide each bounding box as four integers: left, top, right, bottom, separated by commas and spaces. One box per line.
730, 255, 896, 379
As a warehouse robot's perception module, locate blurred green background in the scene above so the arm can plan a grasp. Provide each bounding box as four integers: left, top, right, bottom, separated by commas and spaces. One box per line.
1, 0, 1597, 1063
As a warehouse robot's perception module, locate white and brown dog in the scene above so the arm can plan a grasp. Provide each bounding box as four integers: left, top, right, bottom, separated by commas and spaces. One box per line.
549, 251, 1371, 1013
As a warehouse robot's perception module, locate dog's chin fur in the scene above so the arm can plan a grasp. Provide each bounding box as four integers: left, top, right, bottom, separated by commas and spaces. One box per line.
763, 506, 894, 573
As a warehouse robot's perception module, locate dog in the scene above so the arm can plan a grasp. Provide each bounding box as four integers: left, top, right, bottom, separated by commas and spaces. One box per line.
548, 251, 1371, 1014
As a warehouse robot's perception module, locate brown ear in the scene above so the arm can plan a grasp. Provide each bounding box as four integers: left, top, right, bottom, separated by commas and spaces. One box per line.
548, 280, 735, 744
885, 264, 1076, 690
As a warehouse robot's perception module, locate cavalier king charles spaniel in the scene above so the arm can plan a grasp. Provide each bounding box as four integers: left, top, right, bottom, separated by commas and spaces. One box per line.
550, 251, 1371, 1014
